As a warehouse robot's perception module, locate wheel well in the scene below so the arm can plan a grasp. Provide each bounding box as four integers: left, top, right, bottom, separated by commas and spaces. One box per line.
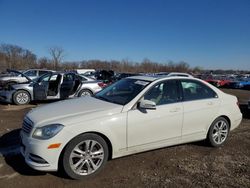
206, 115, 231, 138
87, 131, 113, 160
219, 115, 231, 129
6, 81, 18, 84
58, 131, 113, 169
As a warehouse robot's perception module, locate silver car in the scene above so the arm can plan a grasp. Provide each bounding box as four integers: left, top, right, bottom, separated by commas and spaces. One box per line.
0, 69, 54, 88
0, 71, 105, 105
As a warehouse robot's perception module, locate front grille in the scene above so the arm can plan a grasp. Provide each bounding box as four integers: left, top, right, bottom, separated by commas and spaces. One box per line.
22, 117, 33, 135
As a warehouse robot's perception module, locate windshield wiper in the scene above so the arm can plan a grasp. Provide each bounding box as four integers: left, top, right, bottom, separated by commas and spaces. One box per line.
94, 95, 111, 102
94, 95, 121, 105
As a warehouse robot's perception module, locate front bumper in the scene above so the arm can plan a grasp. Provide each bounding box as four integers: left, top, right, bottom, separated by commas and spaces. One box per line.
20, 131, 63, 172
0, 90, 14, 103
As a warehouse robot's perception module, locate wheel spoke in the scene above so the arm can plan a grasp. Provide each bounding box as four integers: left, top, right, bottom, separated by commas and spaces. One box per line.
214, 123, 219, 131
71, 151, 83, 158
74, 146, 86, 155
86, 160, 92, 173
91, 150, 104, 159
89, 158, 98, 170
75, 160, 86, 173
90, 141, 97, 152
218, 134, 222, 143
85, 140, 91, 151
220, 132, 227, 137
221, 122, 227, 129
213, 133, 218, 140
73, 158, 84, 169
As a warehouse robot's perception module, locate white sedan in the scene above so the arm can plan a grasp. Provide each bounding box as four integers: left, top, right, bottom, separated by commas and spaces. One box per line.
20, 76, 242, 179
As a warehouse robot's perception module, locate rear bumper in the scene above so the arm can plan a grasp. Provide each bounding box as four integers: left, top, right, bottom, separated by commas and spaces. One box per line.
230, 113, 242, 131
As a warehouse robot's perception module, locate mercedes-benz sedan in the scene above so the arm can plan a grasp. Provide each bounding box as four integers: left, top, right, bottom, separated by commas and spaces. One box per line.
20, 76, 242, 179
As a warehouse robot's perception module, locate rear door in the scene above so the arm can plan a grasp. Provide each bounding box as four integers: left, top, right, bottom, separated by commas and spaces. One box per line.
180, 79, 220, 141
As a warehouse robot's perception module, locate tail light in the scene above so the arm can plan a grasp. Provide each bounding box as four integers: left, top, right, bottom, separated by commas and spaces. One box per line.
98, 82, 107, 88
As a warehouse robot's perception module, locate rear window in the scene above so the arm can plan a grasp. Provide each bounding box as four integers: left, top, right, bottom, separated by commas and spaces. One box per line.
181, 80, 217, 101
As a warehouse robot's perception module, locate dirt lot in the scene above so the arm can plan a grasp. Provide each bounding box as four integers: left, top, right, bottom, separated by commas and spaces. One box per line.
0, 89, 249, 188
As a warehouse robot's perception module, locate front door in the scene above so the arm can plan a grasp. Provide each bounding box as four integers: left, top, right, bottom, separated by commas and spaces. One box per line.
33, 74, 50, 100
127, 80, 183, 151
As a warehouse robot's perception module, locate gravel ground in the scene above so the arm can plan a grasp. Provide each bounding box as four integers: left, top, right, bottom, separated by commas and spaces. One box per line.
0, 89, 249, 188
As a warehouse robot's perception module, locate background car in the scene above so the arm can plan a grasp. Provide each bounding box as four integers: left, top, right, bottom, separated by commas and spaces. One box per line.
20, 76, 242, 179
112, 73, 140, 82
0, 69, 54, 89
0, 71, 105, 105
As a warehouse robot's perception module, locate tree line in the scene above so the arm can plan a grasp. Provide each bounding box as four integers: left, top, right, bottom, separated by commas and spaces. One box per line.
1, 43, 248, 74
0, 43, 197, 73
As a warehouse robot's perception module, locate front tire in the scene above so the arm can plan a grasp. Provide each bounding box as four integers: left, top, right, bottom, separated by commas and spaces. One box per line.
207, 117, 230, 147
62, 133, 109, 180
13, 90, 31, 105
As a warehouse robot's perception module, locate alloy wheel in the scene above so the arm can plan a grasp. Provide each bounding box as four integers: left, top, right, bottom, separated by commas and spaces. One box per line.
69, 140, 105, 176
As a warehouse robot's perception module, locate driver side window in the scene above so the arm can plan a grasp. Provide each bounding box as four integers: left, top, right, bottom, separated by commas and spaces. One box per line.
144, 80, 179, 106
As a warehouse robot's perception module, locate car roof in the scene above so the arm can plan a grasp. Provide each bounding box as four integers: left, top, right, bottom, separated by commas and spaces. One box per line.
129, 74, 195, 82
128, 76, 158, 82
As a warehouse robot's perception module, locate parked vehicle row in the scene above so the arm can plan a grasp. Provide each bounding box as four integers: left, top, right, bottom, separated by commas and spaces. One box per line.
1, 68, 249, 105
200, 74, 250, 89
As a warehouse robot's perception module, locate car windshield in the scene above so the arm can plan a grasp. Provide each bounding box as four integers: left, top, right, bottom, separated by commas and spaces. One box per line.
95, 78, 151, 105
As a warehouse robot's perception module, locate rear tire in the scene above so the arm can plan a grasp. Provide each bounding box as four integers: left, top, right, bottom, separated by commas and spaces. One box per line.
13, 90, 31, 105
207, 117, 230, 147
78, 89, 93, 97
62, 133, 109, 180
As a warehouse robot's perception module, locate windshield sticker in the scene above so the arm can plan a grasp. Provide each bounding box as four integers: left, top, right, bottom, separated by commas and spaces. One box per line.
134, 80, 149, 86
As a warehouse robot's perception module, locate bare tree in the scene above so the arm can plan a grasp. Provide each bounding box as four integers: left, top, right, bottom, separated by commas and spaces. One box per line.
0, 43, 36, 70
48, 46, 65, 70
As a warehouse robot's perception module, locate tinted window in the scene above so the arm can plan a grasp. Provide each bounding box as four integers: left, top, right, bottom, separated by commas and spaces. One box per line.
144, 80, 179, 105
24, 70, 37, 77
181, 80, 217, 101
39, 70, 50, 76
63, 74, 74, 81
39, 74, 51, 82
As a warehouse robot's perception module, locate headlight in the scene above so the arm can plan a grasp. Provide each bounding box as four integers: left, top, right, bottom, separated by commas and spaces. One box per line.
33, 124, 64, 140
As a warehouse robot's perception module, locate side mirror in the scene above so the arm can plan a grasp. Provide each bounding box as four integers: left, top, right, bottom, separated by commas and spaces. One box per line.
139, 99, 156, 110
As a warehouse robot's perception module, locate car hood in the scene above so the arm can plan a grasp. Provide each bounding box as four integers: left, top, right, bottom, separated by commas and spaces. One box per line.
6, 69, 32, 82
27, 96, 123, 126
